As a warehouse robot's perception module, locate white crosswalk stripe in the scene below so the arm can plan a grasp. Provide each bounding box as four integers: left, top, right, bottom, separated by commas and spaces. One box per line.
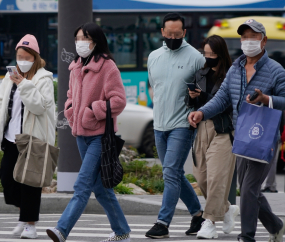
0, 214, 283, 242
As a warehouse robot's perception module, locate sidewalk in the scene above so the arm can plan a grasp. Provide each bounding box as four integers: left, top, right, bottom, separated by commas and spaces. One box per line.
1, 193, 284, 216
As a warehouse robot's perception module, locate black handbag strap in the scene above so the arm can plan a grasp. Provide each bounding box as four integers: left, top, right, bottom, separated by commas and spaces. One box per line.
105, 100, 115, 135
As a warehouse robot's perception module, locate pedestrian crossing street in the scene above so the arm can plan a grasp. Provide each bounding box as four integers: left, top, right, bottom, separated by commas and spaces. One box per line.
0, 214, 283, 241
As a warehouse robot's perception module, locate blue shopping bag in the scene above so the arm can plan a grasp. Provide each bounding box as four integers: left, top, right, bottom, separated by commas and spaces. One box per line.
232, 101, 282, 164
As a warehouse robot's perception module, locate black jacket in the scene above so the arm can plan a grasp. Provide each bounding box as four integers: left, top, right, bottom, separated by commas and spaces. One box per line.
185, 67, 234, 135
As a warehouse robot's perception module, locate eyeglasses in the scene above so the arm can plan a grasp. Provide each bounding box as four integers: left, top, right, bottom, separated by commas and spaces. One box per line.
200, 51, 218, 57
75, 35, 92, 43
163, 31, 184, 39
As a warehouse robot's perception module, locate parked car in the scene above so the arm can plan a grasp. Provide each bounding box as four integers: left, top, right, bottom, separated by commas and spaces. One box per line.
117, 103, 155, 157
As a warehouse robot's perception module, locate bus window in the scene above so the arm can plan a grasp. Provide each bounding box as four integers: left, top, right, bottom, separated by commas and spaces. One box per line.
48, 16, 58, 29
143, 33, 163, 68
0, 34, 20, 73
139, 14, 192, 30
140, 15, 162, 30
47, 34, 58, 72
199, 16, 210, 27
105, 33, 137, 68
96, 14, 138, 31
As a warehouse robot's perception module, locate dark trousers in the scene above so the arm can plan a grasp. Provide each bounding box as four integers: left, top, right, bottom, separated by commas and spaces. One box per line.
0, 138, 42, 222
237, 157, 283, 242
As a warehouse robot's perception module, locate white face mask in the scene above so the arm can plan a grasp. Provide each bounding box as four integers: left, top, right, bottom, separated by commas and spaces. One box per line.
75, 41, 95, 58
241, 37, 264, 57
17, 60, 34, 73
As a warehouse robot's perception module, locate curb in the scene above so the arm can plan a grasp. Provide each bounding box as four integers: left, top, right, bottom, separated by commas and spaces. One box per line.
1, 193, 284, 216
0, 194, 189, 215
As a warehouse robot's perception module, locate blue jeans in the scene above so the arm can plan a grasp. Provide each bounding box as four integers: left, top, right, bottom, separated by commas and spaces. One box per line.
56, 135, 131, 238
155, 128, 202, 226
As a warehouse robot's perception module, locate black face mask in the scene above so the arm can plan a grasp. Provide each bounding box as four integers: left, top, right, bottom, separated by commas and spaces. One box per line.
164, 37, 183, 50
205, 57, 219, 68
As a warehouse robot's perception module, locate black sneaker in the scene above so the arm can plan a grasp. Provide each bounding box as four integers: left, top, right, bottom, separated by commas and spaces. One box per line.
145, 222, 169, 239
185, 212, 205, 235
261, 187, 278, 193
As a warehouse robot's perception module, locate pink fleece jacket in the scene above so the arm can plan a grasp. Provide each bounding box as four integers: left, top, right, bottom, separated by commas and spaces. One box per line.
64, 57, 126, 137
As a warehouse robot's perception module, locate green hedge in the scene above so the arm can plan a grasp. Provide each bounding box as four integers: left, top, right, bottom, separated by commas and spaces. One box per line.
119, 159, 196, 194
53, 81, 58, 104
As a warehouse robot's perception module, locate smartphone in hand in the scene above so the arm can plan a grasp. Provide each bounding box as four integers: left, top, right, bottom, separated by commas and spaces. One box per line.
6, 66, 19, 77
186, 82, 202, 93
250, 90, 261, 101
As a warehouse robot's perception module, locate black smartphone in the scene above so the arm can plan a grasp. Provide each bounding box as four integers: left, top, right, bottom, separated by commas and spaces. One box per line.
186, 83, 197, 92
250, 90, 261, 101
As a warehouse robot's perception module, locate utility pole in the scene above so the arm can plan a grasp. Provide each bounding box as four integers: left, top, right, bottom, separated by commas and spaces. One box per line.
57, 0, 93, 192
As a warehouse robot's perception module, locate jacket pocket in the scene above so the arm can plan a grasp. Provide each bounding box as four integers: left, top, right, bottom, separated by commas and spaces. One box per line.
64, 107, 74, 127
82, 107, 101, 131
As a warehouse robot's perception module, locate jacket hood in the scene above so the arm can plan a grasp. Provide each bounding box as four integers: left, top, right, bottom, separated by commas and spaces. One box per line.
32, 68, 53, 85
163, 39, 189, 52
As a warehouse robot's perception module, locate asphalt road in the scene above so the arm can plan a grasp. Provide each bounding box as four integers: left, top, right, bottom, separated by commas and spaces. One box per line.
0, 214, 284, 242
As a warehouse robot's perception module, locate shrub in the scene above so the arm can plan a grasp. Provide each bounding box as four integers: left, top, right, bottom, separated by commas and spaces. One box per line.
114, 182, 133, 194
185, 174, 197, 183
236, 188, 240, 196
53, 81, 58, 105
121, 160, 164, 194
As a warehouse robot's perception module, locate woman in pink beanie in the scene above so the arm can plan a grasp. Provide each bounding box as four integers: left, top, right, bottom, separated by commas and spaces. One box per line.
0, 34, 56, 239
46, 22, 130, 242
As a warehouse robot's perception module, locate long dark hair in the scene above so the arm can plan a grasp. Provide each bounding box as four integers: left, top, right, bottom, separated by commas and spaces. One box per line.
74, 22, 115, 63
202, 35, 232, 84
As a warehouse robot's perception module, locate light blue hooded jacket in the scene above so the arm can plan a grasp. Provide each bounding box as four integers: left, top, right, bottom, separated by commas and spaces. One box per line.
148, 39, 205, 131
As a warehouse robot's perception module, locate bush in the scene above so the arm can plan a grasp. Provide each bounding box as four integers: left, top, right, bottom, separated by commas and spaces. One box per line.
114, 182, 133, 194
236, 188, 240, 196
121, 159, 164, 194
53, 81, 58, 105
185, 174, 197, 183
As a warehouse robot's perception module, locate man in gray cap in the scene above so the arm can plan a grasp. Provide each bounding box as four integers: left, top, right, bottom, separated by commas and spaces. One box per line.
188, 19, 285, 241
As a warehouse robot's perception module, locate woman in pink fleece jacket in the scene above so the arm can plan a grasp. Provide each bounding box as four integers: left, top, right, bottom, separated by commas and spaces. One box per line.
47, 22, 131, 242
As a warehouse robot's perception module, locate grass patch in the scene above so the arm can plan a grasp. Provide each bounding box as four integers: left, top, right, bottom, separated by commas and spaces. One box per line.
114, 182, 134, 194
185, 174, 197, 183
121, 159, 164, 194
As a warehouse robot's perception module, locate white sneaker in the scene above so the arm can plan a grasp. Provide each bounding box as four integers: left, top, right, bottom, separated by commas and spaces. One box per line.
100, 232, 130, 242
197, 219, 218, 239
20, 224, 38, 239
12, 222, 26, 236
223, 205, 240, 234
269, 219, 285, 242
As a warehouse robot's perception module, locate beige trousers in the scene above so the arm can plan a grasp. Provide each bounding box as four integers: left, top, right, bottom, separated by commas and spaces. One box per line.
193, 120, 236, 221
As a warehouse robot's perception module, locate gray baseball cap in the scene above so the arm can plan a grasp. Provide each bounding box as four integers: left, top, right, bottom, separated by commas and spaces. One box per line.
237, 19, 266, 36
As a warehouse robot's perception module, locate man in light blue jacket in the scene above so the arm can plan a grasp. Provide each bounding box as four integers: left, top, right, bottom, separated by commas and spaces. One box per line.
189, 19, 285, 242
145, 13, 205, 239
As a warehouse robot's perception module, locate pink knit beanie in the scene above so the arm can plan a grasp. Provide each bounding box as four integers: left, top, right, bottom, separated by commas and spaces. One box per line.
15, 34, 40, 54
